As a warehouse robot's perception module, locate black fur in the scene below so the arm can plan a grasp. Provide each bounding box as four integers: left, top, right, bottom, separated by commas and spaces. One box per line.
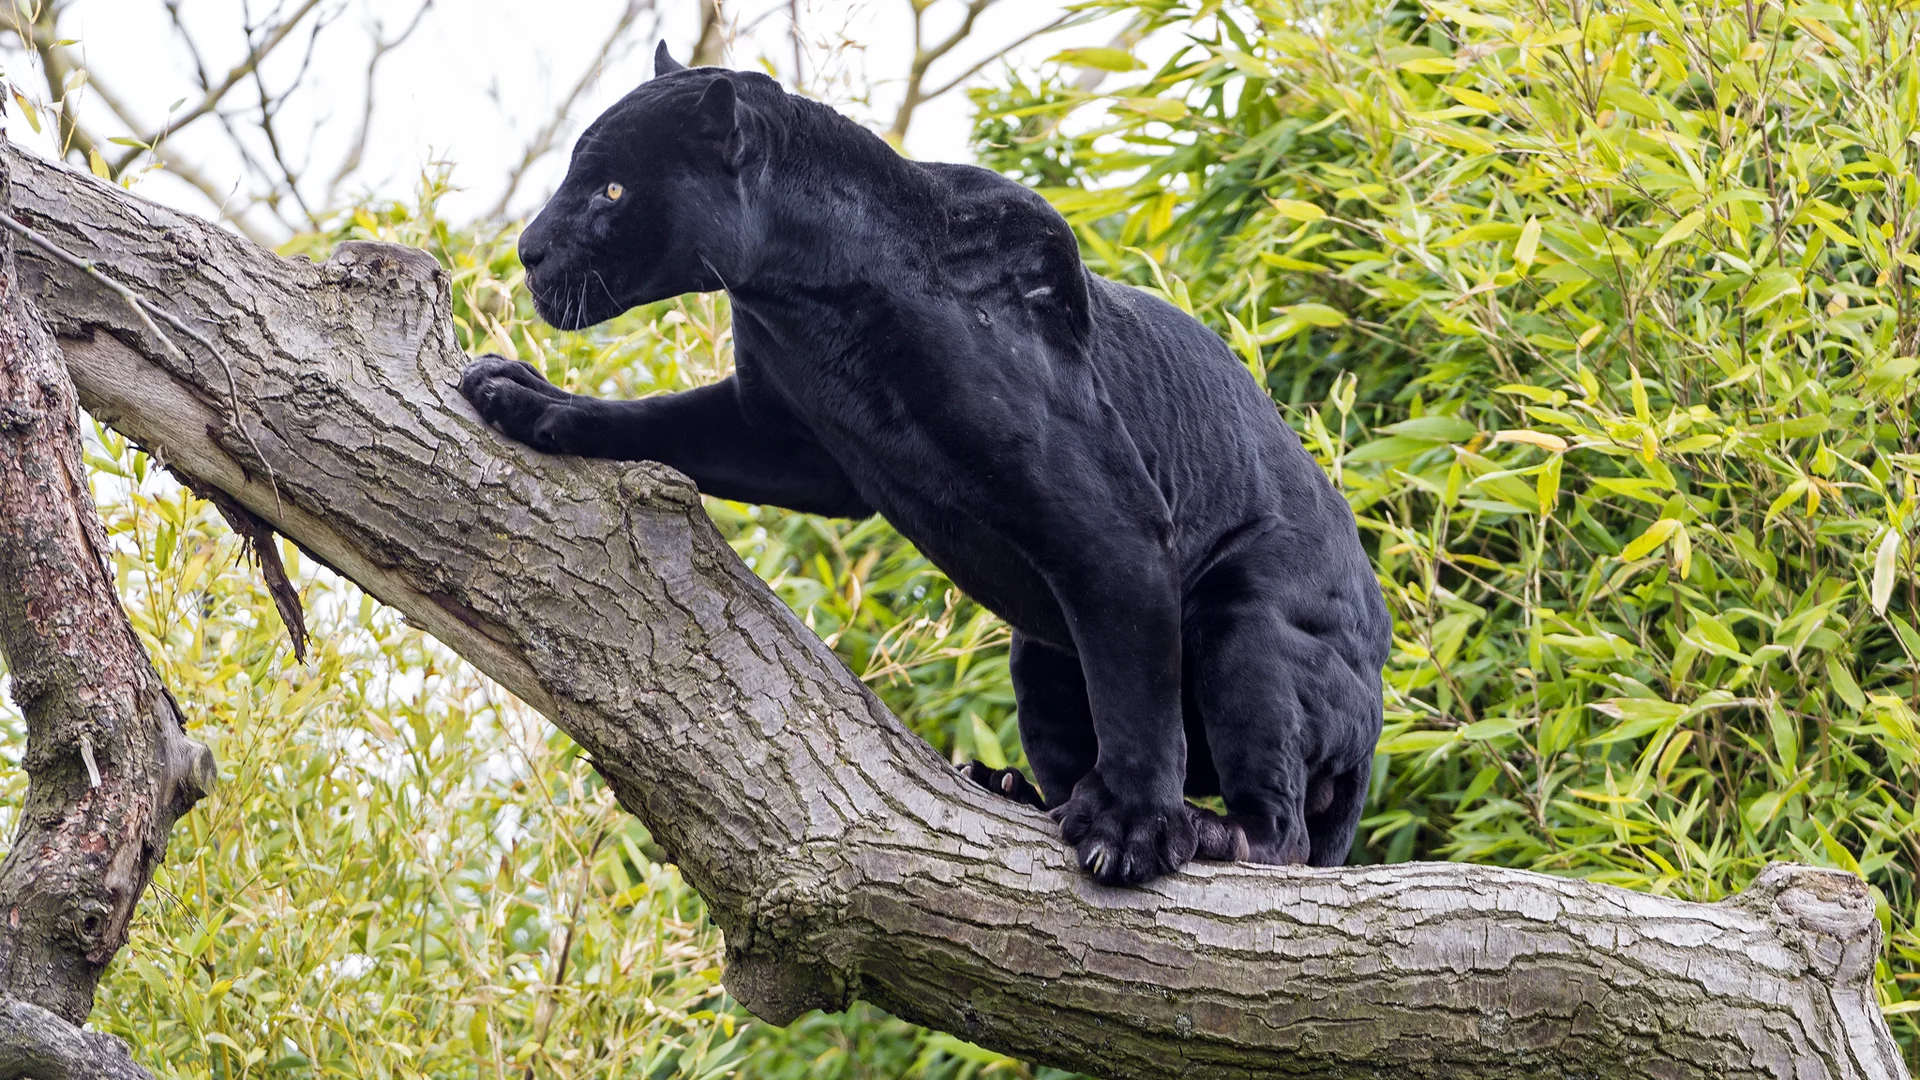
460, 45, 1391, 885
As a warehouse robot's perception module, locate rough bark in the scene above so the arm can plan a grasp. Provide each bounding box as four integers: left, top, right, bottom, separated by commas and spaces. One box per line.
0, 140, 1908, 1080
0, 998, 153, 1080
0, 149, 213, 1077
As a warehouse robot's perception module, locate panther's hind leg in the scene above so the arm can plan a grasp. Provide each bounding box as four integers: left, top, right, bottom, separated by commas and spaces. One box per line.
958, 761, 1047, 809
1185, 546, 1384, 866
1305, 758, 1372, 867
987, 633, 1099, 811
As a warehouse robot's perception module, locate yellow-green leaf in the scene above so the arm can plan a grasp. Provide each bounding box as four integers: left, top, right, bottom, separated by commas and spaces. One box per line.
1827, 654, 1866, 712
1652, 210, 1706, 251
1050, 47, 1141, 72
1872, 527, 1902, 615
1491, 428, 1568, 452
968, 712, 1006, 770
1116, 97, 1187, 122
1269, 198, 1326, 222
11, 91, 40, 134
1514, 216, 1541, 269
1621, 518, 1680, 561
1280, 302, 1347, 327
1745, 269, 1802, 313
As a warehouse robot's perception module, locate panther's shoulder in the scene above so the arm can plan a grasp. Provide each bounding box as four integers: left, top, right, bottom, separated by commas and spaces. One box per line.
916, 162, 1092, 349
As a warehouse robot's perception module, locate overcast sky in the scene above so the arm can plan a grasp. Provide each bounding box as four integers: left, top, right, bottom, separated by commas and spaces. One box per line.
4, 0, 1130, 233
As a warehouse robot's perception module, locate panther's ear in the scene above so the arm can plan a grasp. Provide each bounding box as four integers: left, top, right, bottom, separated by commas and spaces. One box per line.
694, 76, 739, 142
694, 77, 747, 168
655, 41, 686, 76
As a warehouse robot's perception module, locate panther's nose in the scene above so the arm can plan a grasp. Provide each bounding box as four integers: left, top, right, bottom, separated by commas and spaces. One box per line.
519, 239, 549, 277
518, 220, 553, 278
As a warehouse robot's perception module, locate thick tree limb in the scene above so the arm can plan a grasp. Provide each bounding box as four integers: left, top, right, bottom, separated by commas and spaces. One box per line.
0, 148, 214, 1079
0, 997, 152, 1080
1, 141, 1908, 1080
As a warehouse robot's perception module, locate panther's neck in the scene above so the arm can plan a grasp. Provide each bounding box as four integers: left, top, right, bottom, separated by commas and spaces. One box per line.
724, 102, 941, 292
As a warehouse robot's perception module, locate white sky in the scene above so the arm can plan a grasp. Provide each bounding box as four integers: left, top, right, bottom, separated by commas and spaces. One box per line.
4, 0, 1132, 235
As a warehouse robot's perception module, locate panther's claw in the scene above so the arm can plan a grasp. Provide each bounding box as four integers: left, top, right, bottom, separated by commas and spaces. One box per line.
959, 761, 1047, 810
1052, 771, 1197, 886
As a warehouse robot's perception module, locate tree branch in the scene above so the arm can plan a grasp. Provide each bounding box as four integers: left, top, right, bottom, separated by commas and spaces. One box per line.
889, 0, 994, 142
691, 0, 727, 68
0, 997, 154, 1080
1, 142, 1909, 1080
919, 13, 1072, 103
0, 146, 212, 1080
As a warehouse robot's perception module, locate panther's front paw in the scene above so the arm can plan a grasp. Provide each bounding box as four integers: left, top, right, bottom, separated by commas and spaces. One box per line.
959, 761, 1047, 810
459, 356, 575, 452
1049, 771, 1196, 886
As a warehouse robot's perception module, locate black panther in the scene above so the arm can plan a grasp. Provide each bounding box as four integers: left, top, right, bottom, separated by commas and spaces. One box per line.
460, 44, 1391, 886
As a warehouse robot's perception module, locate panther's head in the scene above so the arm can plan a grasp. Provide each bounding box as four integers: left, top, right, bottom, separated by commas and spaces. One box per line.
517, 44, 753, 330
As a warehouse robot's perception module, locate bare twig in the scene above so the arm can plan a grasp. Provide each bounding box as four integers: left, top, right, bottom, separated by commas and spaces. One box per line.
327, 0, 435, 203
486, 0, 652, 222
692, 0, 726, 67
789, 0, 803, 84
888, 0, 992, 141
30, 67, 273, 243
886, 0, 1073, 144
921, 12, 1074, 101
245, 5, 336, 230
523, 824, 608, 1076
3, 0, 328, 240
106, 0, 329, 175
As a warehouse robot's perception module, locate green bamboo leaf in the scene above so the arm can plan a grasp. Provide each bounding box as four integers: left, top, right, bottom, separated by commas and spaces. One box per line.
1050, 47, 1141, 72
968, 712, 1006, 770
1280, 302, 1347, 327
1745, 268, 1803, 313
1378, 415, 1477, 441
1621, 518, 1679, 561
1586, 698, 1684, 744
1346, 434, 1446, 462
1769, 705, 1798, 771
1872, 527, 1902, 615
1513, 216, 1541, 269
1652, 210, 1706, 251
1536, 453, 1562, 514
1685, 609, 1748, 660
1808, 818, 1862, 876
1892, 614, 1920, 661
1826, 655, 1867, 712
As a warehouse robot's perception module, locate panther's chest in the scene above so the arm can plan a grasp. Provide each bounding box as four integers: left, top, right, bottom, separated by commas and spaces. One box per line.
732, 335, 1075, 644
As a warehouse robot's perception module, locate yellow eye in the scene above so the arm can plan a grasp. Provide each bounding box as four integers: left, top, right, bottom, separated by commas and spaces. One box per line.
605, 182, 625, 201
